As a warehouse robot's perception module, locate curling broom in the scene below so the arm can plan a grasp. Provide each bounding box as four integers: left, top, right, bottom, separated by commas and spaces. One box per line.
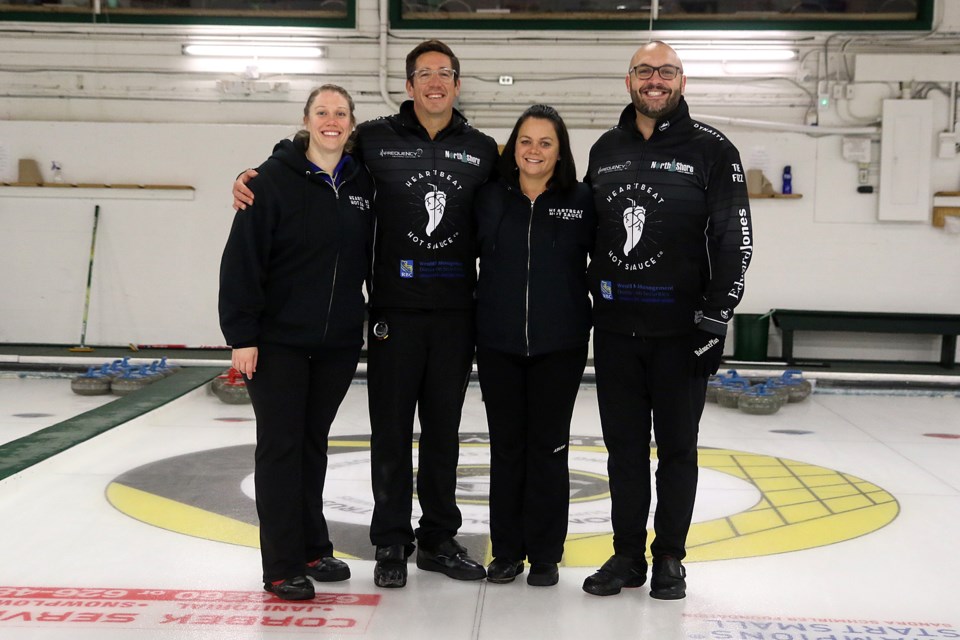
69, 204, 100, 353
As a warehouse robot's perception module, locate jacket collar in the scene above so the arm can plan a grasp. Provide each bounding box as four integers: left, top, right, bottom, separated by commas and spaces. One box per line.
395, 100, 468, 141
617, 96, 690, 139
271, 138, 361, 182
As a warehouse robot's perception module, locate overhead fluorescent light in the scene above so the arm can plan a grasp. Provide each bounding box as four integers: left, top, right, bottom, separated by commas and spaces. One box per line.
675, 48, 797, 62
182, 44, 326, 58
682, 61, 797, 78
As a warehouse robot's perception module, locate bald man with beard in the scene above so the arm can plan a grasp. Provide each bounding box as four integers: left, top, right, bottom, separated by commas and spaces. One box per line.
582, 41, 754, 600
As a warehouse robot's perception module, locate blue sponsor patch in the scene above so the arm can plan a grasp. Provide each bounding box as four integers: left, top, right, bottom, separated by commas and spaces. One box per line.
601, 280, 613, 301
400, 260, 414, 279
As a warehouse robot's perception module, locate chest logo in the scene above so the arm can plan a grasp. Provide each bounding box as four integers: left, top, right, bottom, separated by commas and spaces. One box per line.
622, 198, 646, 256
424, 184, 447, 237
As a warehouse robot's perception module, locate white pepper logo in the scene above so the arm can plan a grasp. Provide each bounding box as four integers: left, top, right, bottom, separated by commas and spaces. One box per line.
622, 197, 646, 255
424, 184, 446, 237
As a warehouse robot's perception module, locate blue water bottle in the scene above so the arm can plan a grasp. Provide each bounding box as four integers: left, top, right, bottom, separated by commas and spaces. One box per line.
782, 165, 793, 195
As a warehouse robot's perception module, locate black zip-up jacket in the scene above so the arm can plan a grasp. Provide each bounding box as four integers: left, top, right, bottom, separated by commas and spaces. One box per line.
219, 139, 375, 349
354, 101, 498, 311
475, 177, 595, 357
586, 97, 753, 337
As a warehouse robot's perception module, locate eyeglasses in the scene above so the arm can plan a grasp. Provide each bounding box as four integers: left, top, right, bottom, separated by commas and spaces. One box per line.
410, 67, 458, 82
629, 64, 683, 81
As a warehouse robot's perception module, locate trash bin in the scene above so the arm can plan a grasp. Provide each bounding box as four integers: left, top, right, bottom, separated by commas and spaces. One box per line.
733, 313, 770, 361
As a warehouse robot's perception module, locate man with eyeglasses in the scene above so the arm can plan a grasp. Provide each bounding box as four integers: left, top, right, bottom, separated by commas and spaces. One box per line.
233, 40, 497, 589
352, 39, 498, 589
581, 41, 753, 600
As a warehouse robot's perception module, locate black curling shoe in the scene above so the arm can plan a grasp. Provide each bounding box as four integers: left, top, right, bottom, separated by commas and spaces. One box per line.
416, 538, 486, 580
263, 576, 315, 601
374, 544, 410, 588
650, 556, 686, 600
582, 554, 647, 596
306, 556, 350, 582
486, 558, 524, 584
526, 562, 559, 587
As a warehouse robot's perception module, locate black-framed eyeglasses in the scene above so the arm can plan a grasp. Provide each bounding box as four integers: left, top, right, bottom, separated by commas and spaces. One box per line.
410, 67, 458, 82
629, 64, 683, 81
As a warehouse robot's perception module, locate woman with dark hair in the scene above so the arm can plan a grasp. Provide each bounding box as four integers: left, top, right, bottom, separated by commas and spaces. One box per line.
219, 85, 374, 600
474, 104, 595, 587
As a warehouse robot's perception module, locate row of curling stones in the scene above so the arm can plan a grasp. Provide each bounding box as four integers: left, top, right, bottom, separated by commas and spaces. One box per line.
211, 368, 251, 404
71, 357, 179, 396
707, 369, 812, 415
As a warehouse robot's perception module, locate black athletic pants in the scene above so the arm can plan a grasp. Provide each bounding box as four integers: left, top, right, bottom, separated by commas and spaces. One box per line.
366, 309, 474, 550
244, 342, 360, 583
476, 345, 587, 564
593, 329, 707, 563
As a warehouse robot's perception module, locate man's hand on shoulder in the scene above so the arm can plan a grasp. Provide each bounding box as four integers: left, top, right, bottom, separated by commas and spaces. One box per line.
233, 169, 259, 211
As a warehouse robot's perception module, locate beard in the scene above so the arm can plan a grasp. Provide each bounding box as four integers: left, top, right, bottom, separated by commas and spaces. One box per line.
631, 83, 682, 119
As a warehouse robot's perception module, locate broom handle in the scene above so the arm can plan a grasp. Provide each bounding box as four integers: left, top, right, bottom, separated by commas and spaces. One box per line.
77, 204, 101, 347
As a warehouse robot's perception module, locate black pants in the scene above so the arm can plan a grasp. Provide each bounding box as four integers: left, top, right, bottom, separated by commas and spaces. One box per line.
244, 342, 360, 583
367, 309, 474, 549
593, 329, 707, 563
476, 344, 587, 564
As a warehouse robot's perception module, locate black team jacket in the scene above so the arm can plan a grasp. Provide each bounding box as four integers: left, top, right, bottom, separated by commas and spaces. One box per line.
586, 97, 753, 338
354, 100, 499, 311
474, 177, 595, 357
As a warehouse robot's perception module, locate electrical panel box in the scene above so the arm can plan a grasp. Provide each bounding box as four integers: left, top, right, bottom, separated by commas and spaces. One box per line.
878, 99, 933, 222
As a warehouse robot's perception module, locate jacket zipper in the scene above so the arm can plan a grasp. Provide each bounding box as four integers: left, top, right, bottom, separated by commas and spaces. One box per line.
321, 177, 341, 344
523, 197, 534, 356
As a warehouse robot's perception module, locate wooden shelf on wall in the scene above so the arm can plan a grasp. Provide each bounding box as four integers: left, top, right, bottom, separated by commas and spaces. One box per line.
0, 183, 195, 201
932, 191, 960, 227
748, 193, 803, 199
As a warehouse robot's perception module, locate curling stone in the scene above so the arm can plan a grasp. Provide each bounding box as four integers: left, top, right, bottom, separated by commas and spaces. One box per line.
112, 368, 153, 396
738, 384, 782, 415
149, 360, 173, 377
780, 369, 812, 402
211, 367, 239, 394
138, 364, 164, 384
156, 356, 179, 377
716, 379, 752, 409
706, 377, 724, 403
213, 368, 250, 404
708, 370, 750, 403
71, 367, 111, 396
105, 358, 133, 381
763, 378, 791, 406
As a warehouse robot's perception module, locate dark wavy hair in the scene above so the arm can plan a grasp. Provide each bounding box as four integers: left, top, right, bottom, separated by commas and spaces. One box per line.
293, 84, 357, 153
405, 40, 461, 81
499, 104, 577, 192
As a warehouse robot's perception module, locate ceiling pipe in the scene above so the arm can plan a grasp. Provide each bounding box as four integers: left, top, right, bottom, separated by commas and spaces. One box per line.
378, 0, 400, 112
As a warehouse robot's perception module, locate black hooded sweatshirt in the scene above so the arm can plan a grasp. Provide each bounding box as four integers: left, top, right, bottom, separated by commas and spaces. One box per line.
219, 138, 375, 349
